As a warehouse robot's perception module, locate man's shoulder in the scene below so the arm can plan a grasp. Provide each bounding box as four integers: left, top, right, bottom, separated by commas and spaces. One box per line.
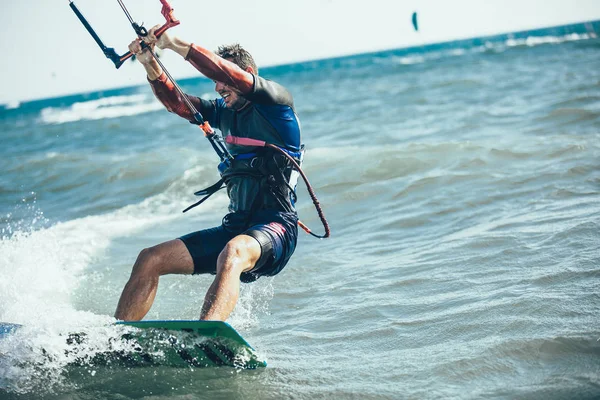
248, 75, 294, 108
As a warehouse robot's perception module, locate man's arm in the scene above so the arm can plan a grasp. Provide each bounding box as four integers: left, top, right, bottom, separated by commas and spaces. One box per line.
128, 37, 212, 123
148, 72, 207, 122
146, 29, 254, 95
163, 37, 293, 108
186, 44, 254, 95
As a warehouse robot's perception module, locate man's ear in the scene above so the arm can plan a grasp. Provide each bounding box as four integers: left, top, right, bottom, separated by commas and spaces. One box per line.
245, 66, 255, 74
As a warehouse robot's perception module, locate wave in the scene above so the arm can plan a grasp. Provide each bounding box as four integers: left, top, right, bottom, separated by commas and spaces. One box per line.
380, 32, 597, 69
0, 100, 21, 110
1, 207, 170, 325
0, 157, 227, 318
39, 94, 164, 125
392, 55, 427, 65
0, 158, 253, 394
505, 32, 594, 47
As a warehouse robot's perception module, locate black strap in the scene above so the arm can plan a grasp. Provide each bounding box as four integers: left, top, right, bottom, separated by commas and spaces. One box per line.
248, 151, 295, 214
193, 179, 225, 196
182, 148, 298, 215
182, 178, 225, 213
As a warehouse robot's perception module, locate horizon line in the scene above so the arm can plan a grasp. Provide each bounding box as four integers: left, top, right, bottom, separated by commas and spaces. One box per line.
4, 18, 599, 107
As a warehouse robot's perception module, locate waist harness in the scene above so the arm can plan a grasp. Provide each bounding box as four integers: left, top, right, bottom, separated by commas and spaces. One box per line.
184, 135, 329, 238
183, 143, 304, 215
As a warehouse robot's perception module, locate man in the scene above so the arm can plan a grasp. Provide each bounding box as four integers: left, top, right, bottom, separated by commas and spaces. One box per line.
115, 26, 302, 322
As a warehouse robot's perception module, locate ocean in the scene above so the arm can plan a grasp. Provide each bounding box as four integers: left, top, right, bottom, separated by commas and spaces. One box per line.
1, 22, 599, 399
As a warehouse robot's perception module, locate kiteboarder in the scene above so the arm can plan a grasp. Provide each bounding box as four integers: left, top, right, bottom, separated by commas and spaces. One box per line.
114, 27, 303, 322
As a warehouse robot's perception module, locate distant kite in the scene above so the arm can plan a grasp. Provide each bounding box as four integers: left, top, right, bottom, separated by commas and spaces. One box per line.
412, 11, 418, 31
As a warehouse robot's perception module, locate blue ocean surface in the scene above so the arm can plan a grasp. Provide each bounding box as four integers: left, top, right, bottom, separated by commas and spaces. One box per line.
1, 22, 599, 399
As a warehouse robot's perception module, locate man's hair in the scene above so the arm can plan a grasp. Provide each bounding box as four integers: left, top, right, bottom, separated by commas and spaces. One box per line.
216, 43, 258, 74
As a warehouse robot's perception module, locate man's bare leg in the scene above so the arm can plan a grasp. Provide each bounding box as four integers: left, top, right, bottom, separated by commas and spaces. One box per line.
115, 239, 194, 321
200, 235, 261, 321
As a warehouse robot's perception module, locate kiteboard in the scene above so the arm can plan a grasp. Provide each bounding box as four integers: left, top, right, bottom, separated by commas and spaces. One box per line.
0, 320, 266, 369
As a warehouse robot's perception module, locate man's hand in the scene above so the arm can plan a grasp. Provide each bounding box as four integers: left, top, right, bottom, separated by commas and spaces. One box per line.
144, 24, 192, 59
128, 38, 155, 65
128, 37, 162, 80
145, 24, 175, 50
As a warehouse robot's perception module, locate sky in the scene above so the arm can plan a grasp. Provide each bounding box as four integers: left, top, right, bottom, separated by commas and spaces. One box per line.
1, 0, 599, 104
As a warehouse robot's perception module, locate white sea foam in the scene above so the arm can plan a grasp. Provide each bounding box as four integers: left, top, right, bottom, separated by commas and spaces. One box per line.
505, 33, 591, 48
0, 212, 145, 391
2, 100, 21, 110
0, 169, 226, 392
39, 94, 164, 125
465, 33, 593, 58
394, 55, 426, 65
0, 161, 223, 325
386, 33, 595, 69
1, 209, 170, 325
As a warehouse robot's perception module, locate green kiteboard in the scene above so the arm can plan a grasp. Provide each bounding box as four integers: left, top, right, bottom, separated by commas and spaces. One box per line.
114, 320, 266, 369
0, 320, 266, 369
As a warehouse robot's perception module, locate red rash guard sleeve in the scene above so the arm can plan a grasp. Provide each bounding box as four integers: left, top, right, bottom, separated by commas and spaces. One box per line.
185, 44, 254, 94
148, 72, 202, 123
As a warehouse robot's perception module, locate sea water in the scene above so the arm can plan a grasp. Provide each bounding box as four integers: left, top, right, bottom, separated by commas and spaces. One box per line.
1, 23, 599, 399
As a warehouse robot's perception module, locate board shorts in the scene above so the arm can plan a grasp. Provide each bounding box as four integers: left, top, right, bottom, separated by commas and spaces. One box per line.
179, 210, 298, 283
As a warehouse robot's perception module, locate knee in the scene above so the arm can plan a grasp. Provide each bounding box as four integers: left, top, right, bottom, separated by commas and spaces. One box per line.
217, 238, 255, 275
132, 246, 164, 276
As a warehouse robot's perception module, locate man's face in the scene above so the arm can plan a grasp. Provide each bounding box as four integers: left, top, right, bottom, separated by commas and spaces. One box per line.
214, 57, 249, 110
215, 80, 248, 110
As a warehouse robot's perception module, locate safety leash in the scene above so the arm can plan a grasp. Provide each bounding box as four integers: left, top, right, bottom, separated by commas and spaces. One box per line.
226, 136, 330, 239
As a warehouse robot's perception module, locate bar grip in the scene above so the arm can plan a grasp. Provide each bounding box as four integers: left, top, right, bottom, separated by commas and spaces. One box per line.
226, 136, 267, 147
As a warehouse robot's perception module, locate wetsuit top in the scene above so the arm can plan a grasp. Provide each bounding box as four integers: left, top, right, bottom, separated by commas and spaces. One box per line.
149, 44, 302, 216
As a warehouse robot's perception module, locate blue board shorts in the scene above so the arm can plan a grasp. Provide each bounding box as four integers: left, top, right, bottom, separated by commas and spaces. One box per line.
179, 210, 298, 283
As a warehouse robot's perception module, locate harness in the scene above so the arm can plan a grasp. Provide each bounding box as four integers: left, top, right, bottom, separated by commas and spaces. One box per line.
184, 135, 329, 239
183, 137, 304, 215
